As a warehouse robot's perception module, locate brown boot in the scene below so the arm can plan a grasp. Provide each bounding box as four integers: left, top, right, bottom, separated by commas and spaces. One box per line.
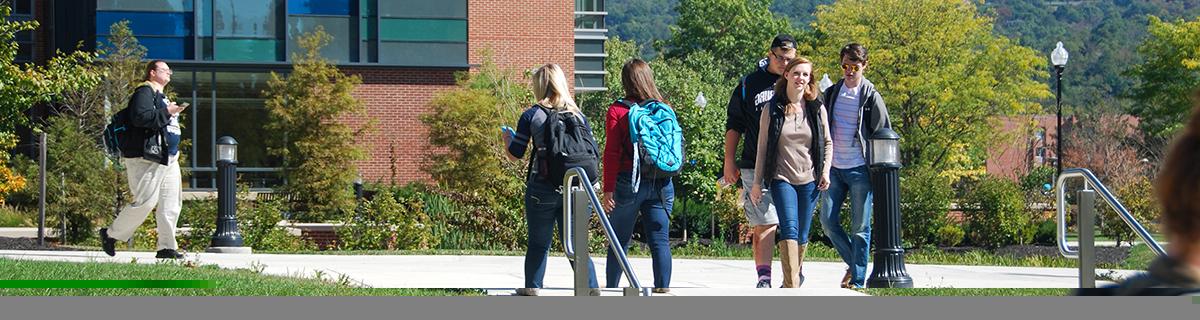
777, 240, 800, 288
841, 268, 853, 288
795, 244, 808, 287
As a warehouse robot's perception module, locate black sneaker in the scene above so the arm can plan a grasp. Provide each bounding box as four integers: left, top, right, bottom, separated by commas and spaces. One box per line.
99, 228, 116, 257
155, 249, 184, 259
756, 279, 771, 288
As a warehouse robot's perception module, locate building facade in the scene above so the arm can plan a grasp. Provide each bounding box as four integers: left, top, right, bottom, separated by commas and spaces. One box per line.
12, 0, 602, 190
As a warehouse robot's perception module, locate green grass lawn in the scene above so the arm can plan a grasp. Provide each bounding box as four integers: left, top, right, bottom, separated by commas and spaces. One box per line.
860, 288, 1072, 296
0, 258, 481, 296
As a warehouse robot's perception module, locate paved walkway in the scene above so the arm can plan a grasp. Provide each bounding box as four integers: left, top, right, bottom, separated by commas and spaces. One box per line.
0, 249, 1143, 296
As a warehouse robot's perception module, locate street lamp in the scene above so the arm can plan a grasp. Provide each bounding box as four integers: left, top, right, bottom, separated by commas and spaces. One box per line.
1051, 41, 1069, 179
208, 136, 251, 254
866, 128, 913, 288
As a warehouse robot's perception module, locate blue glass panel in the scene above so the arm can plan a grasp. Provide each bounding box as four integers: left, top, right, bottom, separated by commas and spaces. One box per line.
97, 0, 193, 12
96, 11, 194, 37
287, 0, 349, 15
215, 0, 280, 37
199, 0, 212, 36
99, 36, 190, 60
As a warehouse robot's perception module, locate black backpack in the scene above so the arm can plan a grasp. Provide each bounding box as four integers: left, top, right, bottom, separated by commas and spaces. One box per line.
533, 105, 600, 185
103, 107, 133, 158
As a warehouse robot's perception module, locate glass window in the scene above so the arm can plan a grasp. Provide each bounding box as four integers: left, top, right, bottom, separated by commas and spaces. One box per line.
287, 0, 349, 15
14, 0, 33, 14
214, 39, 279, 61
378, 42, 466, 66
575, 14, 605, 29
575, 39, 604, 55
379, 0, 465, 19
198, 0, 212, 37
379, 19, 466, 42
96, 11, 194, 37
575, 0, 604, 12
16, 44, 32, 62
576, 73, 604, 89
214, 0, 279, 38
576, 56, 603, 71
97, 0, 193, 12
287, 16, 350, 62
98, 36, 191, 60
212, 72, 278, 169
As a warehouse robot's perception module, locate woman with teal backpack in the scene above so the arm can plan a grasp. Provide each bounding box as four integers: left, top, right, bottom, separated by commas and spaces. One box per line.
600, 59, 677, 294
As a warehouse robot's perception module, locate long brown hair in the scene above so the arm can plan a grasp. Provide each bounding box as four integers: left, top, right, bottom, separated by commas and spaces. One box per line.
621, 59, 664, 102
772, 57, 820, 113
1156, 91, 1200, 245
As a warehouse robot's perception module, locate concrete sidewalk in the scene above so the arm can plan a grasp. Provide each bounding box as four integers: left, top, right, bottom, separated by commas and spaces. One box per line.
0, 249, 1143, 296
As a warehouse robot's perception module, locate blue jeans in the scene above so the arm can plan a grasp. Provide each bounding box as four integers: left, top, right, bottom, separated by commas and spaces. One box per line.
770, 179, 818, 243
606, 175, 673, 289
524, 180, 599, 289
819, 165, 873, 287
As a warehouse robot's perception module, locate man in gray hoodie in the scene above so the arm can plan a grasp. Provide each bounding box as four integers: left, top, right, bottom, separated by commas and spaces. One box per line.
819, 43, 891, 288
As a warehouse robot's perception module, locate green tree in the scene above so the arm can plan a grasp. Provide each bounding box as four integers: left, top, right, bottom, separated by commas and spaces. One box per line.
813, 0, 1051, 180
658, 0, 795, 80
1127, 16, 1200, 141
606, 0, 677, 59
0, 5, 98, 132
263, 26, 368, 221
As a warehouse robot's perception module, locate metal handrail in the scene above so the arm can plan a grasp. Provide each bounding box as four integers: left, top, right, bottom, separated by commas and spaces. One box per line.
561, 167, 644, 292
1056, 168, 1166, 258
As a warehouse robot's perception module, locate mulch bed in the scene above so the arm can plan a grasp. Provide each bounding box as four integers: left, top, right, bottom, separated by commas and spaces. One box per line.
0, 237, 82, 251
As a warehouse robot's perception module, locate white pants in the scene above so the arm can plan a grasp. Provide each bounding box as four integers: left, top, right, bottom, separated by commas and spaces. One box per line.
107, 156, 182, 250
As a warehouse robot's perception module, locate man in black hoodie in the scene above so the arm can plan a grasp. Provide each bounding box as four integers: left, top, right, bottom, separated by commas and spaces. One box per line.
724, 34, 796, 288
819, 43, 891, 288
99, 60, 188, 259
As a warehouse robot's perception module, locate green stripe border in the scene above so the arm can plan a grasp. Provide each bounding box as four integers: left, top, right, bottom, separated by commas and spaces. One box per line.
1193, 296, 1199, 304
0, 280, 215, 289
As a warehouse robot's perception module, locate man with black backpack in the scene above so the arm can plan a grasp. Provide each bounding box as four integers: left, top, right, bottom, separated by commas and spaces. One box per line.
501, 64, 600, 296
724, 34, 797, 288
99, 60, 188, 259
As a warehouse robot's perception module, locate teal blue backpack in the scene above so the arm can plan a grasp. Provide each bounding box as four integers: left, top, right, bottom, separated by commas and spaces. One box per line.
620, 99, 684, 192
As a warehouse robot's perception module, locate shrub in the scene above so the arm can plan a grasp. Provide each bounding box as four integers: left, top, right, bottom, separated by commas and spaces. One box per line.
0, 205, 30, 227
936, 224, 965, 247
31, 117, 125, 244
241, 199, 315, 251
1032, 219, 1056, 245
900, 167, 954, 247
263, 26, 367, 221
1103, 177, 1160, 246
337, 190, 437, 250
962, 175, 1037, 248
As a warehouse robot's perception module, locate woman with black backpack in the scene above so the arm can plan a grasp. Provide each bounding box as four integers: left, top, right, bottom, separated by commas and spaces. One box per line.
502, 64, 600, 296
600, 59, 675, 294
749, 57, 832, 288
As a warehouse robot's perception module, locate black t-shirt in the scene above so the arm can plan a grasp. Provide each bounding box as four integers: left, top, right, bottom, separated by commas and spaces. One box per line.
725, 65, 780, 169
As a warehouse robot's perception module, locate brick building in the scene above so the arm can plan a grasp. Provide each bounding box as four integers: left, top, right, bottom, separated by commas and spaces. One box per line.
10, 0, 606, 190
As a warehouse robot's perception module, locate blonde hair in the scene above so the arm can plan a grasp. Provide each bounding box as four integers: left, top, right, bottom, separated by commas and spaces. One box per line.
532, 64, 580, 113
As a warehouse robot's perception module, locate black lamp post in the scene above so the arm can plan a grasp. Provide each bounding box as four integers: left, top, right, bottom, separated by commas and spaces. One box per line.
866, 128, 912, 288
208, 136, 251, 254
1051, 41, 1069, 178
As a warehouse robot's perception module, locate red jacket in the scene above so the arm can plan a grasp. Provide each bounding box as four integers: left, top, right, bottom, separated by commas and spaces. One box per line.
602, 101, 634, 193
